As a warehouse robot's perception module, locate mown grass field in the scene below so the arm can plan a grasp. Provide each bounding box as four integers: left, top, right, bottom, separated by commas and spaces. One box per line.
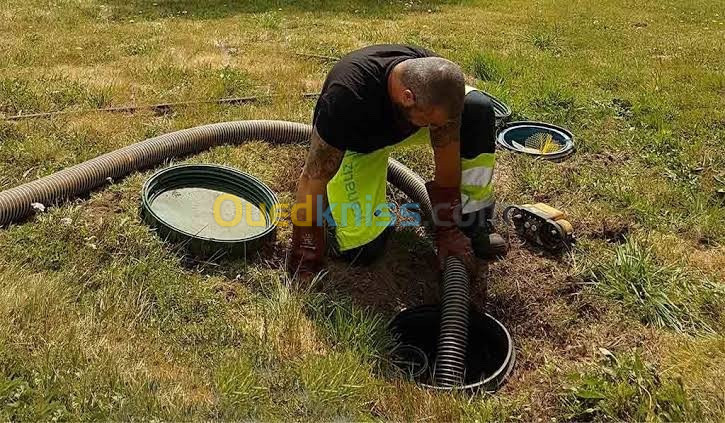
1, 0, 724, 420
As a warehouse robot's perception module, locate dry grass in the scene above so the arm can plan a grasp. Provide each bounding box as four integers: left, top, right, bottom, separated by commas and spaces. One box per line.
1, 0, 724, 420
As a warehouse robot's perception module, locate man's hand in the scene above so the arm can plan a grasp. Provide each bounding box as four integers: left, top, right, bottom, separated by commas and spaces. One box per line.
289, 224, 326, 277
426, 181, 476, 275
287, 128, 343, 278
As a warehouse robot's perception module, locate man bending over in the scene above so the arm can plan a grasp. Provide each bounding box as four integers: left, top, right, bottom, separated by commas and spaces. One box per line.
288, 44, 507, 277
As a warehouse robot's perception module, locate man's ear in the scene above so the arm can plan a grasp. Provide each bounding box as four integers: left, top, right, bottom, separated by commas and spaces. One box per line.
402, 89, 416, 107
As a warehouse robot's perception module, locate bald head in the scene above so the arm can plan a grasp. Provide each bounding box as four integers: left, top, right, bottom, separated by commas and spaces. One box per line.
398, 57, 465, 119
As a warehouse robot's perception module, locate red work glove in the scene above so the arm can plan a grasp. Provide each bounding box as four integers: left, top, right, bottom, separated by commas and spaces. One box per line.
426, 181, 476, 275
287, 223, 326, 279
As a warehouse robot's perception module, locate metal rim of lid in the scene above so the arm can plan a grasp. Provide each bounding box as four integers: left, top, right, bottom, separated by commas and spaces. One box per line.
141, 163, 279, 251
496, 120, 575, 160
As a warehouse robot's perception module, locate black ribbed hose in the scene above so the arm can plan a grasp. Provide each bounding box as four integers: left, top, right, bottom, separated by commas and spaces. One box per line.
384, 159, 471, 388
386, 158, 432, 222
434, 256, 470, 387
0, 119, 471, 388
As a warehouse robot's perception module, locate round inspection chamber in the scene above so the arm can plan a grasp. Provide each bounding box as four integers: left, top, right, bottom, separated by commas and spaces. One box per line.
497, 121, 575, 160
141, 164, 279, 258
479, 91, 512, 128
389, 305, 515, 392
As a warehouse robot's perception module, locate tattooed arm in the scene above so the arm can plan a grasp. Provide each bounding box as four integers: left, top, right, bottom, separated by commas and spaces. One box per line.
430, 117, 462, 188
294, 127, 344, 225
286, 127, 343, 277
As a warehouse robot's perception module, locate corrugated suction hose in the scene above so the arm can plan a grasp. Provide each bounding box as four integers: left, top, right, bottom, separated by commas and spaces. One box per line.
0, 121, 439, 227
434, 256, 470, 387
0, 119, 471, 388
385, 159, 471, 389
0, 120, 310, 226
386, 158, 432, 222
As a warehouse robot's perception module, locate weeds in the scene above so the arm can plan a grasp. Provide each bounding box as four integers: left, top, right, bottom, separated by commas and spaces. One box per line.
297, 351, 379, 417
306, 296, 393, 362
0, 375, 67, 421
214, 355, 268, 418
530, 25, 562, 54
562, 349, 701, 421
530, 79, 578, 123
588, 239, 723, 334
468, 51, 506, 83
254, 11, 283, 30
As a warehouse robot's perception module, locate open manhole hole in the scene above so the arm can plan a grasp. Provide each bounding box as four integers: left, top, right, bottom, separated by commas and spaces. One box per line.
141, 164, 279, 258
389, 305, 515, 392
497, 121, 575, 160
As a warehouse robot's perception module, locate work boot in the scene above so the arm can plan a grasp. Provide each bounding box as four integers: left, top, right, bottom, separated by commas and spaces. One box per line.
460, 204, 508, 261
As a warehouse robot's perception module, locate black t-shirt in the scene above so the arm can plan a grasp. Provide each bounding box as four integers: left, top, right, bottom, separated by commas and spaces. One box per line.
313, 44, 436, 153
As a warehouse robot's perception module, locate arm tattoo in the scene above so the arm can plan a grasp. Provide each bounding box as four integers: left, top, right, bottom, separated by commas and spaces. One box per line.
303, 128, 344, 180
429, 118, 462, 149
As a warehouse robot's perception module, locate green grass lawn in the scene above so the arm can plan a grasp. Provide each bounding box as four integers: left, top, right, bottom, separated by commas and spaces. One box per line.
1, 0, 724, 420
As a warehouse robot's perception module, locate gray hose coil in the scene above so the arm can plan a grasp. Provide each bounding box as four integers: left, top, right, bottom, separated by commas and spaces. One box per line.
0, 121, 433, 229
433, 256, 470, 387
0, 120, 310, 226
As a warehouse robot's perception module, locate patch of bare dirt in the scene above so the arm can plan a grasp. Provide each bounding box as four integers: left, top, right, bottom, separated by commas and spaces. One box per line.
578, 215, 633, 244
84, 189, 125, 221
485, 236, 666, 419
323, 227, 441, 316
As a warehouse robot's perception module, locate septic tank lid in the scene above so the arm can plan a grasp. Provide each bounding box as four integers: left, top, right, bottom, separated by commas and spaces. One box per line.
497, 121, 575, 160
141, 164, 279, 258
